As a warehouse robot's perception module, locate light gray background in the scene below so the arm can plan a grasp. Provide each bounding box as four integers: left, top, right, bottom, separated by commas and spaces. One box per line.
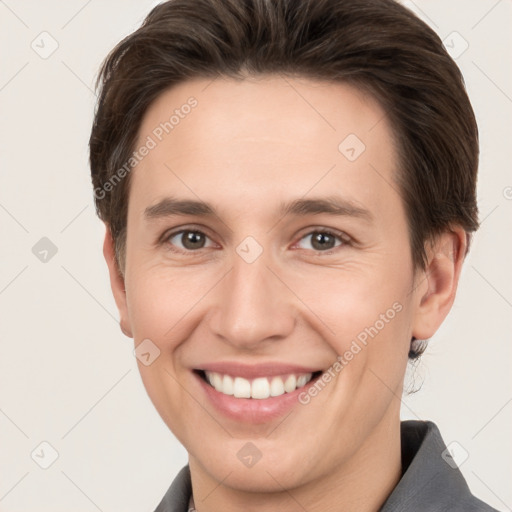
0, 1, 511, 511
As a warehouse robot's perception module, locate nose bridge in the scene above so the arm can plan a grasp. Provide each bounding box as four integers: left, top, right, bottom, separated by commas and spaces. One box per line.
212, 244, 295, 349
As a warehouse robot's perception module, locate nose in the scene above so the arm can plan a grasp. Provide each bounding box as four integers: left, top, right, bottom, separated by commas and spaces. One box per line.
209, 249, 296, 351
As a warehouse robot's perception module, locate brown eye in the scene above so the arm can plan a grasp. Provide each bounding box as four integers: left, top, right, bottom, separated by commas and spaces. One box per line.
166, 230, 213, 252
296, 230, 345, 252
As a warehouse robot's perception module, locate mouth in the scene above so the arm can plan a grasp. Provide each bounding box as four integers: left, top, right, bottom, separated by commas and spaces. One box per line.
194, 369, 323, 399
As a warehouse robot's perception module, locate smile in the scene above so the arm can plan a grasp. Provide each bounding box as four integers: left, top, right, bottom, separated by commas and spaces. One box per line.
198, 370, 321, 399
193, 363, 326, 422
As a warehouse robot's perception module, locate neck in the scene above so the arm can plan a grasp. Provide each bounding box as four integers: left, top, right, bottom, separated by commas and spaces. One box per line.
189, 410, 402, 512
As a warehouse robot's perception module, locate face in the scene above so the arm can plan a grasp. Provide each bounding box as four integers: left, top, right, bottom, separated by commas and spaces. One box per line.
105, 75, 461, 493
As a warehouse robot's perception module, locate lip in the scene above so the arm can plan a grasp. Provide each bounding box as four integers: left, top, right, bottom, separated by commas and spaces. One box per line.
192, 364, 324, 424
196, 361, 322, 379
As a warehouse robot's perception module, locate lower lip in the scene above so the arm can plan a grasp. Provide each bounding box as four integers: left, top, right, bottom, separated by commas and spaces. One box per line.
194, 371, 320, 423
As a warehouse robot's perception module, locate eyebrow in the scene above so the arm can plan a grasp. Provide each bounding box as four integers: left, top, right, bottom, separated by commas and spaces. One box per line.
143, 196, 373, 222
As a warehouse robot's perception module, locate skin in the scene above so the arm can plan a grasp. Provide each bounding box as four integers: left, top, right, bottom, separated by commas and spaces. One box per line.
103, 74, 466, 512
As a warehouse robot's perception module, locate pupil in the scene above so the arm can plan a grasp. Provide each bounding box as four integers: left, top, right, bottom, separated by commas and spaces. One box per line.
183, 231, 204, 249
312, 232, 334, 251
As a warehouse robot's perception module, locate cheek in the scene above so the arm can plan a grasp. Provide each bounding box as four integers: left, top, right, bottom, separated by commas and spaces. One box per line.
285, 266, 413, 395
290, 267, 409, 341
124, 268, 196, 435
125, 266, 215, 343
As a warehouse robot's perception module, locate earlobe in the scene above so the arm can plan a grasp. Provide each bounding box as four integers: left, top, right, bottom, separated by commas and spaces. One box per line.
103, 224, 133, 338
412, 227, 467, 340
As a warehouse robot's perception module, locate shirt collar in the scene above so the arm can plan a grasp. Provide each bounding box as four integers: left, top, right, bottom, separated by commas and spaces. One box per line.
380, 420, 478, 511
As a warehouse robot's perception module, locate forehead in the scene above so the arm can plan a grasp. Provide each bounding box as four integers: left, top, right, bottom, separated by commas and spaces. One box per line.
130, 75, 400, 220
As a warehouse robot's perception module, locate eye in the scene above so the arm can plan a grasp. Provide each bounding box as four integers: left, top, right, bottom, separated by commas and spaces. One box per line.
161, 227, 350, 255
294, 229, 348, 252
164, 229, 216, 253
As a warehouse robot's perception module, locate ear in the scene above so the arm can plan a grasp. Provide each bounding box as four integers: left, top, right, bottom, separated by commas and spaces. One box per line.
103, 224, 133, 338
411, 227, 467, 340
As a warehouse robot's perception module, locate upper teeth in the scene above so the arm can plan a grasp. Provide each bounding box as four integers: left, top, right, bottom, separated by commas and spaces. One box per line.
204, 371, 314, 399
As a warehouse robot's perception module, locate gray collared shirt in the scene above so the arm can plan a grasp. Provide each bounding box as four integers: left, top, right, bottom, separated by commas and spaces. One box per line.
154, 420, 498, 511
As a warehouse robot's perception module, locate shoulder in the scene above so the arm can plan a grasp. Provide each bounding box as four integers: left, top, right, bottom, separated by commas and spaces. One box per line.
380, 421, 499, 512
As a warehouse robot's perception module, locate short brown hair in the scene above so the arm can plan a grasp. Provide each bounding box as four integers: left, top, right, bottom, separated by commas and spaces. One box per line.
89, 0, 479, 359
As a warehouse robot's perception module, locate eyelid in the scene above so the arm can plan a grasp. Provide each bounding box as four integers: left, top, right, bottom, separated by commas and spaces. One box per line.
296, 226, 351, 243
160, 225, 218, 251
159, 224, 215, 244
291, 227, 352, 251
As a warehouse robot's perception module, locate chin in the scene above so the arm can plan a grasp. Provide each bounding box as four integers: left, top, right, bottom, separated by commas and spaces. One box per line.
191, 440, 320, 493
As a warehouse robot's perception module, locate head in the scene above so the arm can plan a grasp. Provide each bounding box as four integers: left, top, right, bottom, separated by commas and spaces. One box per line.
90, 0, 478, 497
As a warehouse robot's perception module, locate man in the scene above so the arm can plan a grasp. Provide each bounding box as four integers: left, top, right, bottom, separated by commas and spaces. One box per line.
89, 0, 497, 510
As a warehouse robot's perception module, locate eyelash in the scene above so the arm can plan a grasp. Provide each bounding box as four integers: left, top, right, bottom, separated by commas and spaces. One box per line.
159, 226, 351, 256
